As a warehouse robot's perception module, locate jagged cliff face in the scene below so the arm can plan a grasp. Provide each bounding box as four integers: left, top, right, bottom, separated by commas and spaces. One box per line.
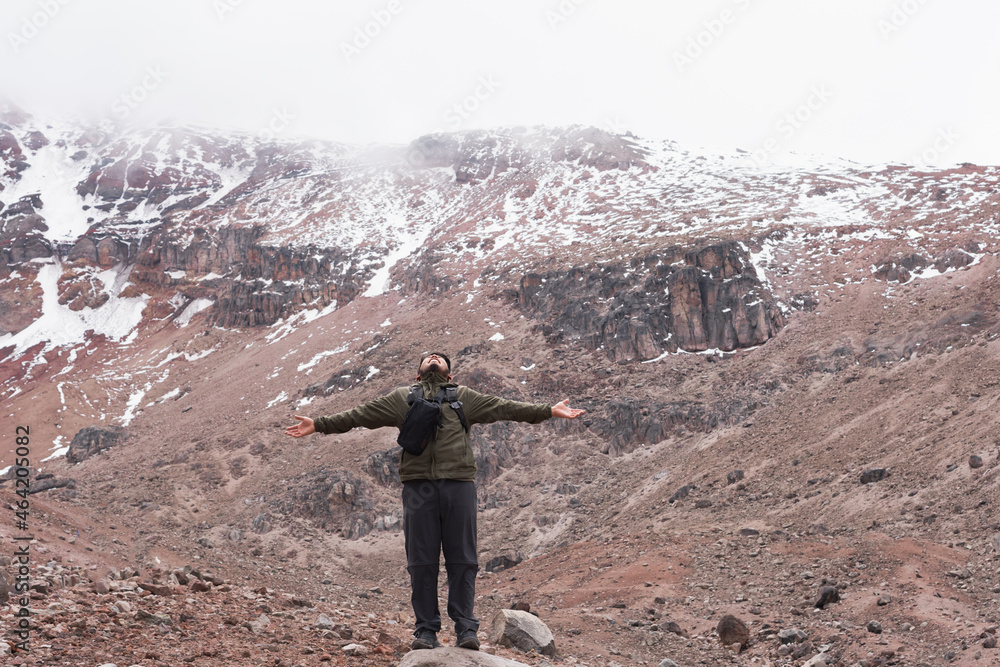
510, 241, 784, 361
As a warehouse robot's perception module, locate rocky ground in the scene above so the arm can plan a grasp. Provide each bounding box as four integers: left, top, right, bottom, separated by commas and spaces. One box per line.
4, 250, 1000, 666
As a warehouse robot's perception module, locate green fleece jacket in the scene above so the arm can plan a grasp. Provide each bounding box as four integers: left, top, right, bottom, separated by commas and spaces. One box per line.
312, 372, 552, 482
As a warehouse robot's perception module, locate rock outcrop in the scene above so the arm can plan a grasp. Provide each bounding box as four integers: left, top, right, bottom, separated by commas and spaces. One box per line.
0, 205, 52, 264
271, 468, 395, 539
406, 126, 650, 183
74, 130, 255, 207
129, 225, 368, 327
26, 474, 76, 495
873, 243, 981, 283
66, 426, 128, 464
509, 241, 784, 361
303, 365, 389, 398
590, 389, 767, 456
364, 447, 402, 486
66, 232, 136, 268
0, 127, 29, 179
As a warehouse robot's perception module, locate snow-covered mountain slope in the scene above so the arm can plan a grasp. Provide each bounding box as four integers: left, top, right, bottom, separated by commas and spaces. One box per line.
1, 100, 997, 444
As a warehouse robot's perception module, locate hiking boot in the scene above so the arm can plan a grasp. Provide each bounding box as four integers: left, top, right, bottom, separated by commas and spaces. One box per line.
411, 629, 442, 649
457, 630, 480, 650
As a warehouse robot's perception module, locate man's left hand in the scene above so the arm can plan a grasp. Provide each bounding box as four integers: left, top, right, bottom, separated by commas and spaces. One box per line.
551, 399, 586, 419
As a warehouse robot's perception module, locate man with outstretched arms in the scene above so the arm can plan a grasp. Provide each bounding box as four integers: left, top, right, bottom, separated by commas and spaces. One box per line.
285, 352, 585, 650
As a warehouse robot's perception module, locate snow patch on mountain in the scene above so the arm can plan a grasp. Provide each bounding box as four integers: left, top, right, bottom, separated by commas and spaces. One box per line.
175, 298, 214, 327
362, 210, 433, 297
0, 261, 148, 360
0, 129, 95, 242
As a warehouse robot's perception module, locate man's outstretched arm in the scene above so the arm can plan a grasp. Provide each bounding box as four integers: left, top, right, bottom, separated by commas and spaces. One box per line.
461, 388, 585, 425
284, 388, 407, 437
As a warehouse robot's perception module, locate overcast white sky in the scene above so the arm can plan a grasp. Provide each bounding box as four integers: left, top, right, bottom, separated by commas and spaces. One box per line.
2, 0, 998, 167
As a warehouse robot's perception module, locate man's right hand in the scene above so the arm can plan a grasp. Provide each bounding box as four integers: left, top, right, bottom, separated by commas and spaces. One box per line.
285, 415, 316, 438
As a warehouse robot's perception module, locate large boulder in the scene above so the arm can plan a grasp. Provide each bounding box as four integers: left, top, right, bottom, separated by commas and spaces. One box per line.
489, 609, 557, 656
399, 647, 531, 667
716, 614, 750, 649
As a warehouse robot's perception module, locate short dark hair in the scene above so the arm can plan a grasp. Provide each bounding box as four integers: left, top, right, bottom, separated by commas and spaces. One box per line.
418, 352, 451, 373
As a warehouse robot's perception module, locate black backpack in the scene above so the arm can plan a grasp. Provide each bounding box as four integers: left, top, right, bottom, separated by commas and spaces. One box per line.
397, 384, 469, 456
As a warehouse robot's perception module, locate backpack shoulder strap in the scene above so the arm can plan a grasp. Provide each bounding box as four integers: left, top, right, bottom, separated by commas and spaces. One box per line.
444, 386, 470, 433
406, 384, 423, 405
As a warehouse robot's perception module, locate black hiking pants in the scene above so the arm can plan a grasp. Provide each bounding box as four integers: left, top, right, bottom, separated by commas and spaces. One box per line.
402, 479, 479, 637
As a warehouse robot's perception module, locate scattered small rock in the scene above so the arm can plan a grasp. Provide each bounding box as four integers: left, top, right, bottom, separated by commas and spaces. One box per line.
140, 582, 173, 596
970, 455, 984, 469
668, 484, 696, 504
815, 586, 840, 609
190, 580, 212, 593
791, 641, 815, 660
661, 621, 686, 637
867, 620, 883, 634
247, 613, 270, 634
136, 608, 172, 625
860, 468, 890, 484
778, 628, 808, 644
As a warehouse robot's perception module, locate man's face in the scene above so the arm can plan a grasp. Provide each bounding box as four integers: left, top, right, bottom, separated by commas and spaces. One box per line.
419, 354, 450, 378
